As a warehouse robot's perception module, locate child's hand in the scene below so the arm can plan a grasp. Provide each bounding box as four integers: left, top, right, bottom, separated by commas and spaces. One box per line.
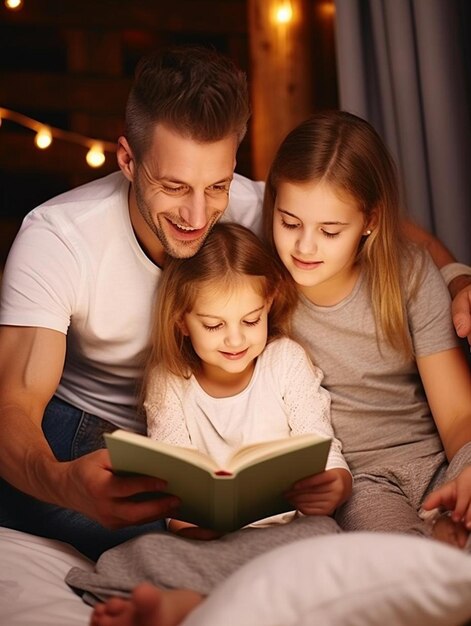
284, 468, 352, 516
168, 518, 223, 540
422, 465, 471, 529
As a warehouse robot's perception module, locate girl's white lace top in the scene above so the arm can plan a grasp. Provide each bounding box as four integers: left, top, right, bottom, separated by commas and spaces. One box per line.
145, 337, 349, 473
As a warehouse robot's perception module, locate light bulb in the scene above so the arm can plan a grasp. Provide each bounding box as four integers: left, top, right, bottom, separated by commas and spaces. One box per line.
34, 127, 52, 149
86, 144, 106, 168
318, 1, 335, 19
275, 1, 293, 24
5, 0, 23, 10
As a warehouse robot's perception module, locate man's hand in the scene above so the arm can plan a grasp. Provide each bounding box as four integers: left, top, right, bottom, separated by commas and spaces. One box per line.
451, 280, 471, 346
284, 468, 352, 516
61, 449, 181, 528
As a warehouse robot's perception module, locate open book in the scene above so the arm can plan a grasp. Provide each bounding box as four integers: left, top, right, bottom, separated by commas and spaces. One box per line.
105, 430, 332, 532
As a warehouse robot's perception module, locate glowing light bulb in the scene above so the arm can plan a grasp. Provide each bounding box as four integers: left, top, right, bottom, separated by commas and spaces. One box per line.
275, 1, 293, 24
34, 127, 52, 149
86, 144, 106, 168
5, 0, 23, 10
318, 1, 335, 19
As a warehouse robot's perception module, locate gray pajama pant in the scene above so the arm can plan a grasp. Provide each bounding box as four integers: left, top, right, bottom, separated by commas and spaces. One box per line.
66, 514, 340, 602
335, 442, 471, 536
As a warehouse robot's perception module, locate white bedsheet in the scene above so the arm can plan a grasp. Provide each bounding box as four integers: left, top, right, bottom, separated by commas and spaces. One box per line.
0, 527, 93, 626
2, 525, 471, 626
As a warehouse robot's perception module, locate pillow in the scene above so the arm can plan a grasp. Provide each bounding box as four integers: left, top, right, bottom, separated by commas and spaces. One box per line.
182, 532, 471, 626
0, 527, 93, 626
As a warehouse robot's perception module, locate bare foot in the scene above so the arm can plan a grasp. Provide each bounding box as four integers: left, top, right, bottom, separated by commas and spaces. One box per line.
431, 513, 469, 549
90, 582, 203, 626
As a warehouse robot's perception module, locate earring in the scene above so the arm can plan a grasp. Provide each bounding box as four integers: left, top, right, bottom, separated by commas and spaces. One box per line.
364, 229, 372, 236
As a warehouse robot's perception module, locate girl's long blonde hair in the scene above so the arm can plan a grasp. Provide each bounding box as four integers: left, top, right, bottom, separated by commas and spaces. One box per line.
141, 222, 298, 402
263, 110, 415, 358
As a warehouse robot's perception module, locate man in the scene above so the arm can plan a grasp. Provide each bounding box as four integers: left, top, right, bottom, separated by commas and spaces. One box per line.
0, 46, 469, 560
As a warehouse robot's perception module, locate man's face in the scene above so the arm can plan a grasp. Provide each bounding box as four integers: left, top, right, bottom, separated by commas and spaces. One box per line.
124, 124, 237, 265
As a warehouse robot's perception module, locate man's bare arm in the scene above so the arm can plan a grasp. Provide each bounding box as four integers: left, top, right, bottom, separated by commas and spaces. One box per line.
402, 219, 455, 268
0, 325, 180, 526
0, 326, 66, 501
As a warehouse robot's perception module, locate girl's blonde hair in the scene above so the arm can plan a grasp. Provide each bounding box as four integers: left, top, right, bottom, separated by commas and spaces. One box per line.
263, 110, 414, 358
142, 222, 298, 397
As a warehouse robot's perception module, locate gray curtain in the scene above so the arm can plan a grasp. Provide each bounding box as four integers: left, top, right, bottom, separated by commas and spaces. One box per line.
334, 0, 471, 263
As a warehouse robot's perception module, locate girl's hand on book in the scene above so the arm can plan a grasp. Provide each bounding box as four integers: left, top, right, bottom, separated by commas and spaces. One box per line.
284, 468, 352, 516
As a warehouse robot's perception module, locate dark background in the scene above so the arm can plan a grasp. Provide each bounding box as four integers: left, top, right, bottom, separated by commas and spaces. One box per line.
0, 0, 338, 265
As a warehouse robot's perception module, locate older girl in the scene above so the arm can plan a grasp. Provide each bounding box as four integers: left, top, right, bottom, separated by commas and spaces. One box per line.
263, 110, 471, 546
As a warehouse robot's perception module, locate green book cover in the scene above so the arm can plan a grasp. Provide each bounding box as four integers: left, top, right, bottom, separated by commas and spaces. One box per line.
105, 430, 332, 532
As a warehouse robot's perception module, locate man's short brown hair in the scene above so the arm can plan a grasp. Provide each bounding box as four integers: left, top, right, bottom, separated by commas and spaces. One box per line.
125, 46, 250, 161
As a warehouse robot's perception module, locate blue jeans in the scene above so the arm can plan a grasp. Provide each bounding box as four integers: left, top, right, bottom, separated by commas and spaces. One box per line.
0, 396, 165, 561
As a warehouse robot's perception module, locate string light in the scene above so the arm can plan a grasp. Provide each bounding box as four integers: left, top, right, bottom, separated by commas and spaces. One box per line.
318, 1, 335, 19
0, 107, 116, 168
5, 0, 23, 10
86, 143, 106, 168
34, 127, 52, 150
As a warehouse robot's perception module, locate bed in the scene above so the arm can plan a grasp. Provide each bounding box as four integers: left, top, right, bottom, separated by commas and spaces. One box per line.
0, 527, 93, 626
1, 525, 471, 626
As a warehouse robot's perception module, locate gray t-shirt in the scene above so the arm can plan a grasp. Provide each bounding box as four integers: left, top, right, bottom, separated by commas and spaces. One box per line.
292, 248, 458, 474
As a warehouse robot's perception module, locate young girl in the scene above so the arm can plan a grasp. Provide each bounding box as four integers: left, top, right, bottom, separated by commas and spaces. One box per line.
262, 110, 471, 546
143, 221, 351, 535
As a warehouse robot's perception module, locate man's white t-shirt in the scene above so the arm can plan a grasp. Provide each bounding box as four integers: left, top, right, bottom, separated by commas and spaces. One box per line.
0, 171, 264, 430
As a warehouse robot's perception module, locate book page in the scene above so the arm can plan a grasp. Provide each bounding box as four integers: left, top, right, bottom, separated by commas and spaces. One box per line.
106, 430, 220, 474
226, 432, 330, 472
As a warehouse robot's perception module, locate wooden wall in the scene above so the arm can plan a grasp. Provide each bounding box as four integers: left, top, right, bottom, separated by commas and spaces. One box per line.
0, 0, 337, 264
